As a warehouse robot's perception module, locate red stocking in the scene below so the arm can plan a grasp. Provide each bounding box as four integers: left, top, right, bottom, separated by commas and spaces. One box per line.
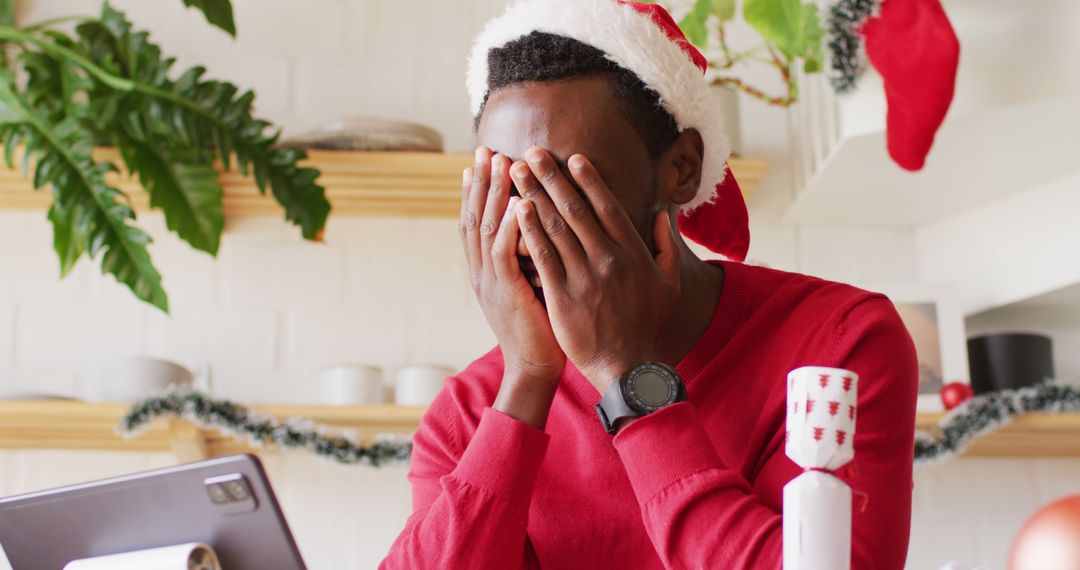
862, 0, 960, 171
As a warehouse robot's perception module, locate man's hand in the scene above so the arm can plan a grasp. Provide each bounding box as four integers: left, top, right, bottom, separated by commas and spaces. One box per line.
462, 147, 565, 429
510, 147, 682, 394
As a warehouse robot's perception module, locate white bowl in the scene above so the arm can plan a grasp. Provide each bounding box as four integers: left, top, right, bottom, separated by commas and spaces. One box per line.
89, 357, 194, 403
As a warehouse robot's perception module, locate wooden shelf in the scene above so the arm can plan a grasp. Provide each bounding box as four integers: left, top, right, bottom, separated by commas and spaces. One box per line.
0, 401, 427, 463
916, 412, 1080, 458
0, 150, 768, 219
2, 402, 1079, 462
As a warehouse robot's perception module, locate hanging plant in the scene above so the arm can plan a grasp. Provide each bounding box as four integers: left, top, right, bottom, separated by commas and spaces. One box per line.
642, 0, 826, 106
0, 0, 331, 312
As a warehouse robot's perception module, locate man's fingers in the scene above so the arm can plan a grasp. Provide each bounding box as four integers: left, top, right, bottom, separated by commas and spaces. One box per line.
524, 147, 610, 253
480, 154, 511, 268
464, 147, 492, 280
510, 160, 586, 272
460, 165, 478, 285
568, 154, 638, 246
492, 196, 523, 281
516, 199, 567, 286
460, 166, 473, 238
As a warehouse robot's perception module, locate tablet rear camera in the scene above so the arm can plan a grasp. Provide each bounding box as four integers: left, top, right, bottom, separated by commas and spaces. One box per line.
206, 483, 230, 504
224, 480, 250, 501
203, 473, 257, 511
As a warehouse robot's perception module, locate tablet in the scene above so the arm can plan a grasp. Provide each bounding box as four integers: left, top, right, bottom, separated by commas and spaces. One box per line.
0, 454, 306, 570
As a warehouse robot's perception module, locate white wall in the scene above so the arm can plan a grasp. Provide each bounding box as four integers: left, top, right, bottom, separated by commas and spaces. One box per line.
0, 1, 1076, 569
917, 171, 1080, 316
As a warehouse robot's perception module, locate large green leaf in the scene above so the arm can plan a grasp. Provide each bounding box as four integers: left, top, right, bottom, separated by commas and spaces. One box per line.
47, 198, 92, 276
0, 97, 19, 124
713, 0, 736, 22
0, 1, 327, 311
679, 0, 712, 49
0, 0, 13, 27
181, 0, 236, 38
800, 2, 824, 73
19, 35, 95, 123
743, 0, 824, 69
0, 73, 168, 311
117, 132, 224, 255
78, 5, 330, 240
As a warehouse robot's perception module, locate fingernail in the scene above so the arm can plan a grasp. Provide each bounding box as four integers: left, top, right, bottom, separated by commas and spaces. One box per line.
492, 156, 503, 173
475, 147, 487, 163
569, 155, 585, 170
511, 162, 529, 178
525, 148, 542, 164
463, 168, 471, 183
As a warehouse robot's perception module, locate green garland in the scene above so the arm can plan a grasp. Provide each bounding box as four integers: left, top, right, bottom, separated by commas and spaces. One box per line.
915, 382, 1080, 465
121, 391, 411, 467
826, 0, 881, 93
123, 383, 1080, 468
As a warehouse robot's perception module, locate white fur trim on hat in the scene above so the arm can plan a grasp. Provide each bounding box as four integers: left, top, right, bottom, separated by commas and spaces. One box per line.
467, 0, 731, 211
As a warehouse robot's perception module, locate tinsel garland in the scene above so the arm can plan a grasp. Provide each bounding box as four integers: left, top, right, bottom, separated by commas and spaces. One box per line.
121, 390, 412, 467
915, 382, 1080, 465
122, 383, 1080, 468
826, 0, 881, 93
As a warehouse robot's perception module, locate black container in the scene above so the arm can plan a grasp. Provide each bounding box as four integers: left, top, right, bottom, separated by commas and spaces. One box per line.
967, 333, 1055, 394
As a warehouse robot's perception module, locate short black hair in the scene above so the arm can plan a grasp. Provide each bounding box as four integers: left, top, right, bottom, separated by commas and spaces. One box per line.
476, 31, 681, 160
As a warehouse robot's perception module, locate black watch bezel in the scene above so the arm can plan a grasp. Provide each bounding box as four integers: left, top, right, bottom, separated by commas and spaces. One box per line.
621, 362, 686, 414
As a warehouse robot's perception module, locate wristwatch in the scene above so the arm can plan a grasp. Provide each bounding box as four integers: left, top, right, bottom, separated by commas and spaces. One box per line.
595, 362, 686, 435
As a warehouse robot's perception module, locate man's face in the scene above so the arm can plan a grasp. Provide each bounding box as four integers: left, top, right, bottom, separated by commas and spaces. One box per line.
475, 74, 661, 288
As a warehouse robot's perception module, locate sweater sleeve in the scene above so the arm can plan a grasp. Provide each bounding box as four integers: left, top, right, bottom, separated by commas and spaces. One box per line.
612, 296, 918, 569
381, 369, 549, 569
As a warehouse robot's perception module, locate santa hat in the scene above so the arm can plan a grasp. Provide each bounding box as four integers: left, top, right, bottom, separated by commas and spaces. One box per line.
467, 0, 750, 262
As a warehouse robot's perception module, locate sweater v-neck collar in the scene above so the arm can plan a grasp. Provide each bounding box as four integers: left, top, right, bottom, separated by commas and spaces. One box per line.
562, 259, 752, 403
675, 259, 750, 382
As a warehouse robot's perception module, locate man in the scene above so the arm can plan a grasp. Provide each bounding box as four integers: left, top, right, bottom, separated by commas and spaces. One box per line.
383, 1, 917, 568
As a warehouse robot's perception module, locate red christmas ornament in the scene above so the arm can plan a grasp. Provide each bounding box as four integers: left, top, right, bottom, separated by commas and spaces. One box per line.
1009, 495, 1080, 570
939, 382, 974, 410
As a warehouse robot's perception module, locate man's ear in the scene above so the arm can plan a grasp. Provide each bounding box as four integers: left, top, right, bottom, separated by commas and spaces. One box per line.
657, 128, 704, 206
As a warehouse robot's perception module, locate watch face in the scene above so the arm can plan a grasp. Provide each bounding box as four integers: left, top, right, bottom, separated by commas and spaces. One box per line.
624, 363, 683, 413
635, 372, 672, 406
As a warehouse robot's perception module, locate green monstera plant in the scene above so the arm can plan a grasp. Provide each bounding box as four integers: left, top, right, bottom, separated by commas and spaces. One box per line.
643, 0, 825, 106
0, 0, 330, 312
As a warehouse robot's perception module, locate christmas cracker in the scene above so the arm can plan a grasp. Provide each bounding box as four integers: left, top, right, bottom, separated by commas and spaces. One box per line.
783, 366, 859, 570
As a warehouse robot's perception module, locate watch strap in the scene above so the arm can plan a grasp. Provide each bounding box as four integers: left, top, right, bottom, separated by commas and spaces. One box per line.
595, 379, 638, 435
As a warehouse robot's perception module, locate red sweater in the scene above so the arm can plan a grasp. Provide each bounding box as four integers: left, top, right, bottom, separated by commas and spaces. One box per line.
382, 260, 918, 569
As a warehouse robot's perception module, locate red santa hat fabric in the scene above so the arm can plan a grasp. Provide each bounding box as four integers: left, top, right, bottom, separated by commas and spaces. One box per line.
467, 0, 750, 262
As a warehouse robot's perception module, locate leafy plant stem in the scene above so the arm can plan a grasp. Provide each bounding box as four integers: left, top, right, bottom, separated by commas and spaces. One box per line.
0, 26, 134, 91
769, 46, 799, 102
732, 45, 770, 60
21, 16, 94, 32
0, 26, 262, 174
717, 25, 735, 67
709, 44, 797, 106
0, 26, 252, 153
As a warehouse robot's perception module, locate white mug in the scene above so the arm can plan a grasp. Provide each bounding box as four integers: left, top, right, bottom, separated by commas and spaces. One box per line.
89, 356, 195, 402
320, 365, 385, 405
394, 365, 453, 406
